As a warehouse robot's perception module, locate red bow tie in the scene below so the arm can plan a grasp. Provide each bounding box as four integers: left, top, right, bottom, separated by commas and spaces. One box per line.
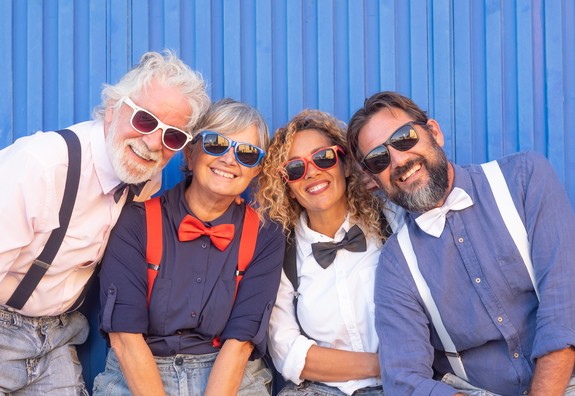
178, 215, 235, 251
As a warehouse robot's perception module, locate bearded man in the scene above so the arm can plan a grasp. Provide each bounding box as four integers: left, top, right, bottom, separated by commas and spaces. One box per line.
347, 91, 575, 396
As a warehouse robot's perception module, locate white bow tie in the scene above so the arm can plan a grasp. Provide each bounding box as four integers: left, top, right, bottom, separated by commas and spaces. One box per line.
415, 187, 473, 237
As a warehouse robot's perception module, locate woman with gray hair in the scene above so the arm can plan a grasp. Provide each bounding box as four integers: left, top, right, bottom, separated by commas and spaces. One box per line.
94, 99, 284, 395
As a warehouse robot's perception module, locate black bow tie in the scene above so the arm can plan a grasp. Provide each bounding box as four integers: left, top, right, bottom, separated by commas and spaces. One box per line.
311, 225, 367, 269
113, 181, 147, 203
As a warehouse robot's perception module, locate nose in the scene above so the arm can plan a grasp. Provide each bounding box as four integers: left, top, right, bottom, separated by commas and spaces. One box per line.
387, 145, 411, 171
219, 146, 237, 164
141, 128, 164, 151
304, 160, 321, 179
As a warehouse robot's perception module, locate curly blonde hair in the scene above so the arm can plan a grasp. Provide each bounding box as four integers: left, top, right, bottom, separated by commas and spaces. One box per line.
256, 109, 385, 240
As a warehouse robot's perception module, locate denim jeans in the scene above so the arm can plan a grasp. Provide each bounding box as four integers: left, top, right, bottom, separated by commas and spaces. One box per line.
0, 307, 89, 396
278, 381, 384, 396
442, 372, 575, 395
93, 348, 272, 395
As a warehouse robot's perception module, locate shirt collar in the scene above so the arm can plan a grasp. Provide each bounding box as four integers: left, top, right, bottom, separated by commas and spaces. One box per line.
295, 212, 354, 258
168, 178, 243, 228
89, 120, 122, 195
405, 162, 476, 222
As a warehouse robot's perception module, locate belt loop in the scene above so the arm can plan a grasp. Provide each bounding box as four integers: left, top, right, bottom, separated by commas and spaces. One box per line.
0, 305, 23, 327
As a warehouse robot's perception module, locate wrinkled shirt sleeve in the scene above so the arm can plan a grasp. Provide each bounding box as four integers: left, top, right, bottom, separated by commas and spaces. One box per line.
219, 220, 285, 358
268, 270, 317, 384
508, 152, 575, 359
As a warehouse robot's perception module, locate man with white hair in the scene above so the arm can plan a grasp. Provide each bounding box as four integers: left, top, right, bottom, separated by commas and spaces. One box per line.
0, 50, 209, 395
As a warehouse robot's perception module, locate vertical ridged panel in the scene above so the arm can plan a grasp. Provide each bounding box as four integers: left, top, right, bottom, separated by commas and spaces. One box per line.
0, 0, 12, 146
1, 2, 574, 389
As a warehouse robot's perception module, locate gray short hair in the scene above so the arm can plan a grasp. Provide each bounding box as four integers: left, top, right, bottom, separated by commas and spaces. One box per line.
93, 50, 210, 131
192, 98, 270, 150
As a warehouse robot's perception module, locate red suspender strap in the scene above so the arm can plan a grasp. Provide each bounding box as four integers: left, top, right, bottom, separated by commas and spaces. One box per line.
145, 197, 162, 307
234, 205, 259, 299
212, 205, 260, 348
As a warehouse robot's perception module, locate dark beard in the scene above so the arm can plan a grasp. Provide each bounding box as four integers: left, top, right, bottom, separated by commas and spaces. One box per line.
383, 144, 450, 213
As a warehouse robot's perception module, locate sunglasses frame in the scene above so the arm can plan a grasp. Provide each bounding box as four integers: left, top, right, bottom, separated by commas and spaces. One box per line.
281, 145, 346, 183
192, 131, 265, 168
122, 96, 192, 151
361, 121, 423, 174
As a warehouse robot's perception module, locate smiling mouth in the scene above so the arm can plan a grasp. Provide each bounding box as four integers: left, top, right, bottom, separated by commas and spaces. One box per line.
307, 182, 328, 193
399, 164, 421, 182
129, 144, 155, 162
212, 168, 235, 179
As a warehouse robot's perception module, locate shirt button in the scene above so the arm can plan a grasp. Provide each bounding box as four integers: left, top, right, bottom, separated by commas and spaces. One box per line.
513, 352, 520, 358
458, 237, 464, 243
175, 356, 184, 365
176, 330, 183, 335
497, 316, 503, 323
196, 277, 202, 283
202, 243, 207, 249
475, 278, 481, 283
191, 311, 197, 318
523, 391, 528, 395
108, 288, 115, 295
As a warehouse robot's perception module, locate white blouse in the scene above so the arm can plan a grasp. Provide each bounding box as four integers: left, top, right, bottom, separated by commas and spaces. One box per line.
268, 212, 382, 395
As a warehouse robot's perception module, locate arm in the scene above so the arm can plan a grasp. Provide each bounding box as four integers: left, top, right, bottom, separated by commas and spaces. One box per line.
269, 271, 379, 383
530, 347, 575, 396
109, 332, 166, 396
513, 154, 575, 383
204, 339, 254, 395
301, 346, 379, 381
0, 135, 63, 282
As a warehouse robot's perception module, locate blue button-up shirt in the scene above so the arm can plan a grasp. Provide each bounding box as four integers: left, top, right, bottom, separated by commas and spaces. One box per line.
99, 179, 284, 358
375, 152, 575, 395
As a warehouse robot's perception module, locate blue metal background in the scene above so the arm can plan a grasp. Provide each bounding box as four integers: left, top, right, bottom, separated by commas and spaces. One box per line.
1, 0, 573, 392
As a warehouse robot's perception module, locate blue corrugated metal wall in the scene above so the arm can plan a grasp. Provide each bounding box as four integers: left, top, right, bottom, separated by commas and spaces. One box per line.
1, 0, 573, 392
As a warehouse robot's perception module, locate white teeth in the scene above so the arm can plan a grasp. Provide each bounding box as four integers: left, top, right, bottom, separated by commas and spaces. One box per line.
400, 164, 421, 182
212, 168, 235, 179
307, 182, 328, 193
129, 143, 155, 162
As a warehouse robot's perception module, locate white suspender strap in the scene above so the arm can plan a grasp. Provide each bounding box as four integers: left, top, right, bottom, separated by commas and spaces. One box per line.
397, 226, 469, 381
480, 160, 539, 300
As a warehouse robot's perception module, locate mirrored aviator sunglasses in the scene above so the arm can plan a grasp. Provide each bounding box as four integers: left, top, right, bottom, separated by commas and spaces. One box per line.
282, 145, 345, 182
361, 121, 421, 174
193, 131, 265, 167
122, 97, 192, 151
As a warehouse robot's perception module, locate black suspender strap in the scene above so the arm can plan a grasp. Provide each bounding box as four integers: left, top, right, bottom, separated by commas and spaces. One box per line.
6, 129, 81, 310
283, 231, 298, 294
283, 230, 313, 339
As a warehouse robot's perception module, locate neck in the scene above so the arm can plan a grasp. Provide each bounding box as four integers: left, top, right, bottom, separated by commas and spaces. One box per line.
185, 183, 235, 222
306, 202, 348, 238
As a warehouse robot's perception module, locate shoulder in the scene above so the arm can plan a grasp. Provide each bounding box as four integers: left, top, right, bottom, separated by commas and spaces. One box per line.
494, 151, 554, 194
252, 210, 286, 253
115, 202, 147, 234
1, 131, 69, 166
256, 210, 285, 239
495, 151, 548, 172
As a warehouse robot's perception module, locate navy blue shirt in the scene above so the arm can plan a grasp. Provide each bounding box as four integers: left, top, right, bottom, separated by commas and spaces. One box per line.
375, 152, 575, 395
99, 180, 284, 358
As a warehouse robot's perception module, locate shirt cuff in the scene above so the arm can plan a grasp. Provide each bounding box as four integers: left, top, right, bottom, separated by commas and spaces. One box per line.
281, 335, 316, 384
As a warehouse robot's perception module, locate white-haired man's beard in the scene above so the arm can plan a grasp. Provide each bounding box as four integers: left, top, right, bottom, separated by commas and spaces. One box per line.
380, 141, 450, 214
105, 114, 164, 184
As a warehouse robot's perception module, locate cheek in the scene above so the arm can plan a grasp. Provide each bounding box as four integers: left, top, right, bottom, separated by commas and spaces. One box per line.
375, 173, 392, 190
